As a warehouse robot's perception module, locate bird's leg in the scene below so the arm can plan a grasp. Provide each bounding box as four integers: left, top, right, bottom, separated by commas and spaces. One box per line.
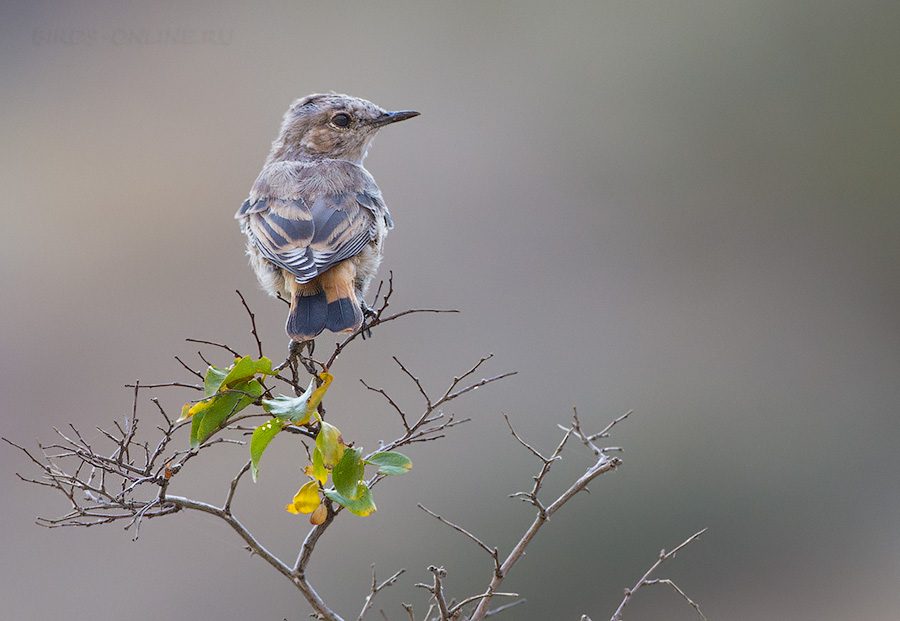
287, 339, 317, 378
359, 301, 377, 340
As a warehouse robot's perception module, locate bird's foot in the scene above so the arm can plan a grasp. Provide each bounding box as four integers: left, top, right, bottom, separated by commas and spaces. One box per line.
359, 303, 377, 340
288, 339, 317, 376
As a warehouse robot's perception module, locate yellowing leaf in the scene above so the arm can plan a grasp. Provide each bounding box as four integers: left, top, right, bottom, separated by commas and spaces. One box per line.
312, 447, 328, 484
262, 372, 333, 425
286, 480, 321, 515
316, 421, 344, 468
307, 372, 333, 411
178, 403, 193, 422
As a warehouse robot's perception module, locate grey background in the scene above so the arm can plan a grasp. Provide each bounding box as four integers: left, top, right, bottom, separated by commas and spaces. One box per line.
2, 1, 898, 619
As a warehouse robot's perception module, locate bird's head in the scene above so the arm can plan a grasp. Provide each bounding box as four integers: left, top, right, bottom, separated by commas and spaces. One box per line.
268, 93, 419, 164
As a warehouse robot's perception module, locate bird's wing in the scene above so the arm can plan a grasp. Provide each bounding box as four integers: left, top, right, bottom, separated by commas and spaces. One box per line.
236, 160, 388, 283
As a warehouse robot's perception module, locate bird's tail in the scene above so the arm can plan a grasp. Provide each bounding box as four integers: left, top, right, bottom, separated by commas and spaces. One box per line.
321, 262, 364, 334
286, 290, 328, 341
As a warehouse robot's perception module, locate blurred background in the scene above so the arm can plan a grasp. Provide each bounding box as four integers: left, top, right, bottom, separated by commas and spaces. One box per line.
2, 1, 898, 619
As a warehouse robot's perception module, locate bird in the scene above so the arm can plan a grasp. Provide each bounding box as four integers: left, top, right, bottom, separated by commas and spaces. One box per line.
236, 93, 419, 342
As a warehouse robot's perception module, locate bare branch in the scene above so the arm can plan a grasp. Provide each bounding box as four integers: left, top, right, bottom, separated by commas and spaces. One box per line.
468, 412, 624, 621
392, 356, 432, 409
609, 528, 708, 621
125, 381, 203, 391
185, 338, 241, 358
587, 409, 632, 442
174, 356, 205, 381
358, 566, 406, 621
236, 289, 264, 359
415, 566, 450, 621
483, 599, 526, 618
418, 504, 500, 577
360, 378, 409, 431
322, 273, 460, 371
449, 591, 519, 617
224, 460, 252, 514
642, 579, 707, 619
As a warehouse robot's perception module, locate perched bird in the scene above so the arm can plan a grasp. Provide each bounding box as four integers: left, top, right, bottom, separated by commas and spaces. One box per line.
236, 93, 419, 341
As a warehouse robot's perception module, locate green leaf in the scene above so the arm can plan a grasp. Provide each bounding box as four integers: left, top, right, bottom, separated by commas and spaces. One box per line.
204, 366, 229, 397
262, 378, 317, 424
221, 356, 273, 389
250, 417, 284, 481
365, 451, 413, 476
325, 483, 376, 517
261, 372, 333, 425
192, 379, 262, 447
315, 421, 344, 468
332, 447, 365, 499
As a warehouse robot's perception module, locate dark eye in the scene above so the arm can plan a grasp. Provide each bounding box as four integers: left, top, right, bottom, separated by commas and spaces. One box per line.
331, 113, 351, 128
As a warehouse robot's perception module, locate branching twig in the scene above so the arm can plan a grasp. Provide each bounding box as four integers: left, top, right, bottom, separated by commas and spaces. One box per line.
185, 338, 241, 358
358, 566, 406, 621
609, 528, 708, 621
7, 283, 705, 621
321, 273, 459, 371
468, 412, 623, 621
418, 505, 500, 578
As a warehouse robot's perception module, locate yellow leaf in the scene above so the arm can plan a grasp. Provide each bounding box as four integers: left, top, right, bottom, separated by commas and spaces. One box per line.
286, 480, 321, 515
308, 372, 334, 412
312, 447, 328, 483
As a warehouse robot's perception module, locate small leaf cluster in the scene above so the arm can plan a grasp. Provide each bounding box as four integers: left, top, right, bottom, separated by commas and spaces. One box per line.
180, 357, 410, 523
286, 425, 411, 524
179, 356, 273, 447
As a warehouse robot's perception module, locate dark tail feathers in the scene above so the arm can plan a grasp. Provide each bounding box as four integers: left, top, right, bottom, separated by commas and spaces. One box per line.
325, 295, 364, 334
287, 292, 328, 341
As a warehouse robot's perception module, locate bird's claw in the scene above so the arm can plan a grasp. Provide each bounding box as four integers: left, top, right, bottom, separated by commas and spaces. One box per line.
359, 303, 377, 340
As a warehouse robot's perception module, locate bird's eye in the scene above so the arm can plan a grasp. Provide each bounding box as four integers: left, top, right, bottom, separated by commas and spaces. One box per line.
331, 113, 351, 128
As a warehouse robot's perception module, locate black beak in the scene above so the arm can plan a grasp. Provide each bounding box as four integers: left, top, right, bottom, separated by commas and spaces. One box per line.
371, 110, 420, 128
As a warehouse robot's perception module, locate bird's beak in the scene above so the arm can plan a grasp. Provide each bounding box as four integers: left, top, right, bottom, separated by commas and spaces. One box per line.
371, 110, 420, 128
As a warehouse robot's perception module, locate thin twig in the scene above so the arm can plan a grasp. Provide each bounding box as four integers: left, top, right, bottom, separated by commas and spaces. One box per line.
224, 460, 252, 514
360, 378, 410, 431
609, 528, 708, 621
174, 356, 205, 381
125, 381, 203, 391
468, 412, 624, 621
418, 504, 500, 577
236, 289, 264, 359
185, 338, 241, 358
358, 566, 406, 621
483, 598, 526, 617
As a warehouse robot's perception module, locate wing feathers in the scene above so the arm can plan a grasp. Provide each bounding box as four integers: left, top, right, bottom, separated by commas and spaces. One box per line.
238, 161, 389, 283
